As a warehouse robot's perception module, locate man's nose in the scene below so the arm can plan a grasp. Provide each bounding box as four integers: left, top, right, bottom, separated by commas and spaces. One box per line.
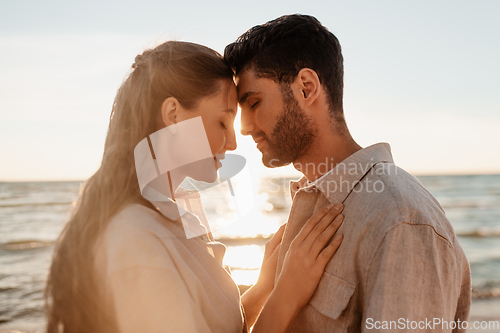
240, 108, 255, 136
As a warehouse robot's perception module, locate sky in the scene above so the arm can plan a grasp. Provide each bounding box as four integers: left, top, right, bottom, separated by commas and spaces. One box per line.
0, 0, 499, 181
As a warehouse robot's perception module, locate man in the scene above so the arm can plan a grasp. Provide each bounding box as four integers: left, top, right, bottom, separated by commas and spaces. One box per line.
225, 14, 471, 332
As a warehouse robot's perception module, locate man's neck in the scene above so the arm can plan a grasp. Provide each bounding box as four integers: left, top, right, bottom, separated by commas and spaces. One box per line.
293, 135, 362, 182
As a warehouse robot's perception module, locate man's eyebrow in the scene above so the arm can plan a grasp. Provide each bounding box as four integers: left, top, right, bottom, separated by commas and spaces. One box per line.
238, 91, 258, 104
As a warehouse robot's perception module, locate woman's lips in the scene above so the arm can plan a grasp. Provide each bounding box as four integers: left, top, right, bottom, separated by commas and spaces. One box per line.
214, 155, 224, 168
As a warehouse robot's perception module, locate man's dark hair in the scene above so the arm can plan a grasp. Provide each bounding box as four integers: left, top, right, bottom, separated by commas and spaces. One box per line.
224, 14, 344, 118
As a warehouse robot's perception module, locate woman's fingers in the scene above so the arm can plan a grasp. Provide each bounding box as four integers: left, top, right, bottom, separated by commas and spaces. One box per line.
271, 206, 345, 313
268, 243, 281, 264
264, 223, 286, 260
298, 203, 343, 251
304, 203, 344, 245
309, 213, 344, 256
294, 203, 341, 243
317, 233, 343, 267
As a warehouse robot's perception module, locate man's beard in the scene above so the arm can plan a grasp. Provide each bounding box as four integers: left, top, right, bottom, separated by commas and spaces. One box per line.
261, 86, 317, 168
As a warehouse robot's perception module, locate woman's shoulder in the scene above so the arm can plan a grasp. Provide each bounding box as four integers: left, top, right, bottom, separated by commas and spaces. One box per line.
107, 203, 182, 239
96, 203, 184, 272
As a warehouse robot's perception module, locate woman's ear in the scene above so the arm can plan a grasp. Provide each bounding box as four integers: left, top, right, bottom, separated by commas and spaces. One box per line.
160, 97, 180, 127
294, 68, 321, 107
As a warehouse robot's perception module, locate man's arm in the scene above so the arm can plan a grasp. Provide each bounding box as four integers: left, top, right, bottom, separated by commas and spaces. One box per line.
363, 222, 464, 332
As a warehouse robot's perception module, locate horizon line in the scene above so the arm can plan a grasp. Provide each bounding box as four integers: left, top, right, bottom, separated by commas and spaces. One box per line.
1, 171, 500, 183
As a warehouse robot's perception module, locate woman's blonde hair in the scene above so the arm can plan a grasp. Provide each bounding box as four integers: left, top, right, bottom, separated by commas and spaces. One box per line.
45, 41, 234, 333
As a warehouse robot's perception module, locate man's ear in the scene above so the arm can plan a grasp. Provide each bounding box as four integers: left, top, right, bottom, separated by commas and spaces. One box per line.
160, 97, 180, 127
294, 68, 321, 107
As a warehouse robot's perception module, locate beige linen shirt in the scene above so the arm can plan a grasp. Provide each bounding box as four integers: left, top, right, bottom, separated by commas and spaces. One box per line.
276, 143, 471, 333
93, 203, 246, 333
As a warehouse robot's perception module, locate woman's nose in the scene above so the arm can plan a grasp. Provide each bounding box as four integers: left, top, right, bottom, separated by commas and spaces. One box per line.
225, 127, 237, 151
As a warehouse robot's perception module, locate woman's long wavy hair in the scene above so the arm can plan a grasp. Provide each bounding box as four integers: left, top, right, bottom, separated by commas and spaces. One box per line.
45, 41, 234, 333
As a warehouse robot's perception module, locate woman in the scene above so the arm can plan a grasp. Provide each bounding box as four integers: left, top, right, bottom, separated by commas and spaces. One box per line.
45, 41, 344, 333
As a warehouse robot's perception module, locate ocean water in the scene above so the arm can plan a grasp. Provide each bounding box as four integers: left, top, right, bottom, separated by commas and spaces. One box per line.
0, 175, 499, 331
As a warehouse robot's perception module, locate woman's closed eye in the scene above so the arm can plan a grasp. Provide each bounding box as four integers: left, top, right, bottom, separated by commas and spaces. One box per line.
220, 121, 228, 130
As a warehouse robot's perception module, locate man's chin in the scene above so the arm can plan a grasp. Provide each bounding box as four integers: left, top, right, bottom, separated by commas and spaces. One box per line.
262, 154, 290, 168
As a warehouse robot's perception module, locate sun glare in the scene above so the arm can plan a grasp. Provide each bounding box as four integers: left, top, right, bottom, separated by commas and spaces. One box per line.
223, 245, 264, 286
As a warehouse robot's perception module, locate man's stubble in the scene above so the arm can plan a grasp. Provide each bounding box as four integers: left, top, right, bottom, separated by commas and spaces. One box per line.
262, 85, 317, 168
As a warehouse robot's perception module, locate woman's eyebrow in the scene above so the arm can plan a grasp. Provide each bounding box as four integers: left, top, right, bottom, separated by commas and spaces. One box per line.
221, 108, 236, 115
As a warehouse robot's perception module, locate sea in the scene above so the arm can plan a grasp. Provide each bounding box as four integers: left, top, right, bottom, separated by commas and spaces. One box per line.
1, 175, 500, 332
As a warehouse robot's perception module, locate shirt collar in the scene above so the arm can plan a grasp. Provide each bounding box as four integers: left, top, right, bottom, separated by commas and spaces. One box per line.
149, 188, 212, 239
290, 143, 394, 204
306, 168, 330, 187
150, 192, 225, 261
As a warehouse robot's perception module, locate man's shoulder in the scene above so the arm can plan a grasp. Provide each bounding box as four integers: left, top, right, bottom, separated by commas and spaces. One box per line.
360, 163, 456, 246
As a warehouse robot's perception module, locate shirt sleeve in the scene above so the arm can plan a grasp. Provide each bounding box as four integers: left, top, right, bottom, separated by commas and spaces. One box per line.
362, 222, 464, 333
105, 230, 212, 333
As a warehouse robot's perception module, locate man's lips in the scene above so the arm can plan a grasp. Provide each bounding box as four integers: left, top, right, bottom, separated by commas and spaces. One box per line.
255, 139, 267, 150
253, 136, 266, 145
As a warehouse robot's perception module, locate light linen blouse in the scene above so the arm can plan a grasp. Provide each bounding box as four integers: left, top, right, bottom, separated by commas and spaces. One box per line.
93, 203, 246, 333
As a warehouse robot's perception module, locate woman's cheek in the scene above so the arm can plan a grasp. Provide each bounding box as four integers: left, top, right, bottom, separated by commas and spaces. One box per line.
216, 129, 226, 153
208, 130, 224, 155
